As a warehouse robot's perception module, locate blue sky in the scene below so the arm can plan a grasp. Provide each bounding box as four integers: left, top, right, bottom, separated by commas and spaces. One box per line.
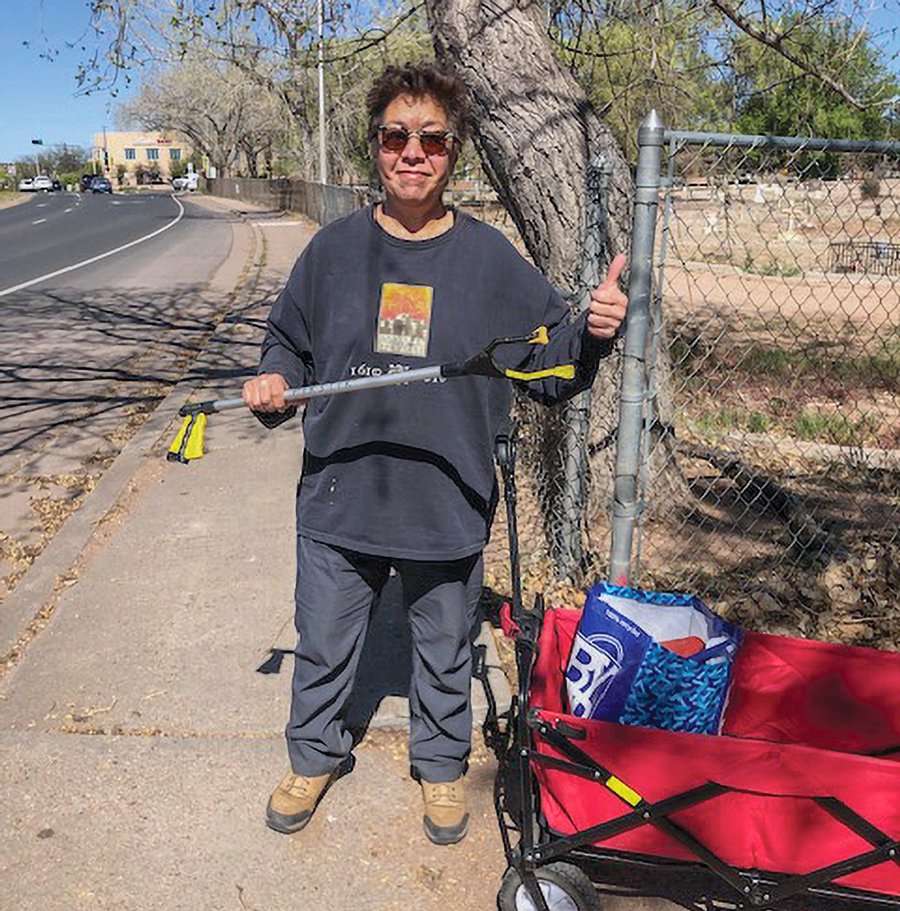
0, 1, 134, 162
1, 0, 897, 164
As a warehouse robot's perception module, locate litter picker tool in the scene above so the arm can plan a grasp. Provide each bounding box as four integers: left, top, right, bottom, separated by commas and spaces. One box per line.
168, 326, 575, 464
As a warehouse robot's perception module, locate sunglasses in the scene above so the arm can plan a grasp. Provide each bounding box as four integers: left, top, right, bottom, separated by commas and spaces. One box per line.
377, 125, 455, 157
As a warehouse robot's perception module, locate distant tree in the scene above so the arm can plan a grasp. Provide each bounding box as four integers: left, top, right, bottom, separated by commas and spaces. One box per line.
724, 15, 897, 175
117, 57, 291, 177
552, 2, 730, 160
14, 158, 37, 179
16, 145, 87, 179
233, 86, 290, 177
59, 171, 83, 190
45, 143, 91, 175
860, 164, 886, 215
731, 15, 897, 140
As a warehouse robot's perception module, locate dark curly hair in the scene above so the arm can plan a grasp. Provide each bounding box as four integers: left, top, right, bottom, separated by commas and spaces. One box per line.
366, 62, 470, 146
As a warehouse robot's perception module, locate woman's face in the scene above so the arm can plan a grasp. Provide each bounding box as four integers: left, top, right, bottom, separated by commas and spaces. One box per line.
374, 94, 456, 215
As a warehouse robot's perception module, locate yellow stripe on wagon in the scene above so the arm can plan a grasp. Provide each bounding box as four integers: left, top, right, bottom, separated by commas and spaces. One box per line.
606, 775, 642, 807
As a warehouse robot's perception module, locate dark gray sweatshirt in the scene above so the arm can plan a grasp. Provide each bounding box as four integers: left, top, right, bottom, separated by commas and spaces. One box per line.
258, 205, 611, 560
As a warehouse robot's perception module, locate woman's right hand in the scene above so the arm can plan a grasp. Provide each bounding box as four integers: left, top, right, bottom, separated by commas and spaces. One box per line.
242, 373, 292, 412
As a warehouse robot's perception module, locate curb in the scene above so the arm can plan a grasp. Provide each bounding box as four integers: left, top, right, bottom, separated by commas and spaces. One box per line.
0, 201, 265, 666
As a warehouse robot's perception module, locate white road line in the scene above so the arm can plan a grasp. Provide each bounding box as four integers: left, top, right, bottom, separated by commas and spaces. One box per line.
32, 218, 47, 225
64, 207, 74, 213
0, 196, 185, 298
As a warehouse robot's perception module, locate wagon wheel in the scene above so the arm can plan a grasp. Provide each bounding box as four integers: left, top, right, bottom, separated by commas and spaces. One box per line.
497, 862, 600, 911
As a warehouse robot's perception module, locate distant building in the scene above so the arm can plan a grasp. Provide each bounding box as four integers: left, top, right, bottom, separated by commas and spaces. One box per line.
91, 131, 196, 185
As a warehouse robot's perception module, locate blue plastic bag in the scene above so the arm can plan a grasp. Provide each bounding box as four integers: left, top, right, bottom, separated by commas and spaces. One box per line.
565, 582, 742, 735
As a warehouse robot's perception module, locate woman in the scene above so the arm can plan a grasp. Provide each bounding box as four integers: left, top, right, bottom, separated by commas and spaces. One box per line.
243, 62, 628, 845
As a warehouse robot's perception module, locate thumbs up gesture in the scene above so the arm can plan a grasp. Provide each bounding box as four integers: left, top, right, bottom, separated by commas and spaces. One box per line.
587, 253, 628, 340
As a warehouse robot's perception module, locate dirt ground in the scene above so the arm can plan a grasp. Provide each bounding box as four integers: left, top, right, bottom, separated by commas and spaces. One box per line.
668, 178, 900, 271
664, 264, 900, 331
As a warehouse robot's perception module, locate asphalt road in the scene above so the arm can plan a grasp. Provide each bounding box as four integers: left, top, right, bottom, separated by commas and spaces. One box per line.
0, 191, 191, 293
0, 191, 246, 597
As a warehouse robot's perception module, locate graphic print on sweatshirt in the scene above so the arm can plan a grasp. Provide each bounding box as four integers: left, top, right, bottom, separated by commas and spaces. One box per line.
375, 283, 433, 358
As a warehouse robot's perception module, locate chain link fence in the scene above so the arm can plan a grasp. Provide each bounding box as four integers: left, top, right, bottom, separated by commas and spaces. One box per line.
485, 119, 900, 652
611, 119, 899, 649
205, 176, 367, 225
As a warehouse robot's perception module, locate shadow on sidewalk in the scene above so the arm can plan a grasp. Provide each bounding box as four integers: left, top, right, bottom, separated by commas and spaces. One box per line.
346, 576, 413, 741
0, 285, 274, 461
254, 577, 491, 745
253, 576, 413, 742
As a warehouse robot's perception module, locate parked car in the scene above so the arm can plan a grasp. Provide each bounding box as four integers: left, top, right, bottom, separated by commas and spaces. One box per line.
90, 176, 113, 194
18, 177, 34, 192
172, 173, 199, 191
32, 175, 54, 192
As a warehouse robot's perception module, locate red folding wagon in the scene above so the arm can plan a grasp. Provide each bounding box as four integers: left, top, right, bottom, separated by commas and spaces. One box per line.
479, 425, 900, 911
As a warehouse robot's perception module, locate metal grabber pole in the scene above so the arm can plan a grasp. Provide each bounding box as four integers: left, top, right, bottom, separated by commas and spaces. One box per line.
167, 327, 575, 464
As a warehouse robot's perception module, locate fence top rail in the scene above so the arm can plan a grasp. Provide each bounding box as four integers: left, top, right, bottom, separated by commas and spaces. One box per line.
663, 129, 900, 155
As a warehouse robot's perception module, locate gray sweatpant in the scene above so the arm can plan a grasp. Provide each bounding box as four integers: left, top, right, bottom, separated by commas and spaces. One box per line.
287, 534, 482, 783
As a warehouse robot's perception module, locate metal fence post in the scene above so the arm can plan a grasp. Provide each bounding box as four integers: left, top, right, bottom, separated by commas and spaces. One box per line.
608, 110, 664, 586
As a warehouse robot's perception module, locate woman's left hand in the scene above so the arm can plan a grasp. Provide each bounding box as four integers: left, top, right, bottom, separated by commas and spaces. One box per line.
587, 253, 628, 339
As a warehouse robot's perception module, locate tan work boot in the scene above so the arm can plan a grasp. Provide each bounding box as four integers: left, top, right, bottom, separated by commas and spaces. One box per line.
266, 755, 354, 834
421, 777, 469, 845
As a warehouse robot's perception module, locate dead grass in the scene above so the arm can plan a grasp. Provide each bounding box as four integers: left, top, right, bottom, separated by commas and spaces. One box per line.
0, 191, 28, 210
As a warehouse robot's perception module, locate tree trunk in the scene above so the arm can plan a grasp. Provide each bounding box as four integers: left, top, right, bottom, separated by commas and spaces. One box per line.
426, 0, 641, 581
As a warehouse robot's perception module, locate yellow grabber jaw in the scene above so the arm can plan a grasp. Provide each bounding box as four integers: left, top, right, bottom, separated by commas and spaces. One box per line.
167, 413, 207, 464
528, 326, 549, 345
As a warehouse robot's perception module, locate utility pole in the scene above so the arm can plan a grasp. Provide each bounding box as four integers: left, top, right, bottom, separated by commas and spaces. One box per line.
317, 0, 327, 184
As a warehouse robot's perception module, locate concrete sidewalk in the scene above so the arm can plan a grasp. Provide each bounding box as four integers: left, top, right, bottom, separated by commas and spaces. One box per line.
0, 196, 518, 911
0, 196, 672, 911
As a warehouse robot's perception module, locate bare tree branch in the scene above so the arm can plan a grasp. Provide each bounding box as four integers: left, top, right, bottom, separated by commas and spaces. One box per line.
708, 0, 875, 109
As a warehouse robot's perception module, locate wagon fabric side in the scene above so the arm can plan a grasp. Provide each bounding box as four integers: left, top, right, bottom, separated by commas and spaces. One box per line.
528, 607, 900, 899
